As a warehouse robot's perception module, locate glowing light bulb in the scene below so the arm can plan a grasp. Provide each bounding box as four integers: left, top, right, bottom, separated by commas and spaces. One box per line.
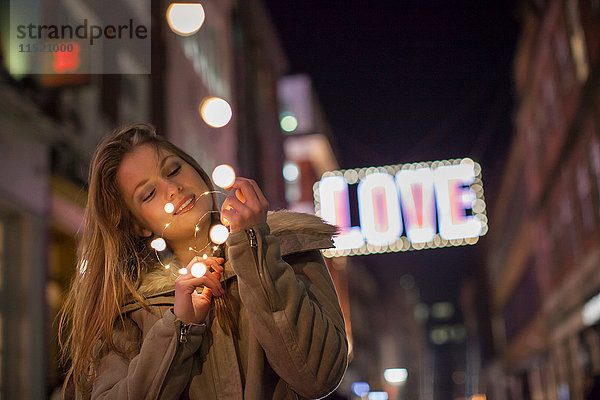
164, 202, 175, 213
212, 164, 236, 189
166, 3, 205, 36
210, 224, 229, 244
191, 262, 207, 278
179, 267, 188, 275
200, 97, 232, 128
151, 238, 167, 252
202, 254, 208, 259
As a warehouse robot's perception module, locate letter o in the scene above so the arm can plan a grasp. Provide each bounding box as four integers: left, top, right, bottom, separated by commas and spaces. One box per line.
357, 172, 402, 246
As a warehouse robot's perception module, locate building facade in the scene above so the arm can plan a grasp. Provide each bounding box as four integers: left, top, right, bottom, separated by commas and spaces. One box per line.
0, 0, 288, 398
485, 1, 600, 399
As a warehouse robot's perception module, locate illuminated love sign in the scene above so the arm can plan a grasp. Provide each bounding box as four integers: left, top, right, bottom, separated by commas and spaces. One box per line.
314, 158, 487, 257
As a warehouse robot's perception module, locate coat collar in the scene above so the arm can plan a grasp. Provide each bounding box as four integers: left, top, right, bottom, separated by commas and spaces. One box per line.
125, 211, 337, 310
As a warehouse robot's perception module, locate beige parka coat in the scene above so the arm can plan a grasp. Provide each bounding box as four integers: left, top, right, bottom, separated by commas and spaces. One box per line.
89, 211, 348, 399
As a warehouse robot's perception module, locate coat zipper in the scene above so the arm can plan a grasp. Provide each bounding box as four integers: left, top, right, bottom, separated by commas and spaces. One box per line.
248, 228, 258, 248
247, 228, 275, 311
179, 323, 190, 343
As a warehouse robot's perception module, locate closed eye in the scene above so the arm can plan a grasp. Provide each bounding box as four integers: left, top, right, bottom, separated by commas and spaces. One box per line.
168, 165, 181, 176
143, 189, 155, 202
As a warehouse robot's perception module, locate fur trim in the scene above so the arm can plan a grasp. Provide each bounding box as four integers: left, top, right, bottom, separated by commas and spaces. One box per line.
130, 211, 337, 302
135, 266, 178, 301
266, 210, 338, 237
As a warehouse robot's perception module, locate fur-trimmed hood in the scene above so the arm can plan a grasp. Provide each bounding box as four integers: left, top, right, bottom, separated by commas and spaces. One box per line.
131, 211, 337, 304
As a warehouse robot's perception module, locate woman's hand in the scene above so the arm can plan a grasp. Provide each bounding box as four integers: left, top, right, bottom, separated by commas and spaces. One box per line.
173, 256, 225, 324
220, 177, 269, 233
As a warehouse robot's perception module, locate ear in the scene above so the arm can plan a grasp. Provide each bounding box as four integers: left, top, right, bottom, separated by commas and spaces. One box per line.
134, 222, 153, 238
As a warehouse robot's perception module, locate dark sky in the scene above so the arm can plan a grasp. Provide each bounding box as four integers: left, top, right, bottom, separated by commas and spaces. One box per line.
264, 1, 521, 304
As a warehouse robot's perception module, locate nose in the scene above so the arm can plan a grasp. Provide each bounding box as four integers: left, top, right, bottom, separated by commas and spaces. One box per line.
164, 178, 182, 200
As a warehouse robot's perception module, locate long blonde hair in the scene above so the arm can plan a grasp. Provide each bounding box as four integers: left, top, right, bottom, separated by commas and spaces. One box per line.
59, 123, 237, 393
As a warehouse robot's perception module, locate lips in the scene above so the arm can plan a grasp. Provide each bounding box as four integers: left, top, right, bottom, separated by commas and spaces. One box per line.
174, 195, 196, 215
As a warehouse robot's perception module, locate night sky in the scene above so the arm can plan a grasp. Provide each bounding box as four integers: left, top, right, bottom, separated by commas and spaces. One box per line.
264, 1, 521, 304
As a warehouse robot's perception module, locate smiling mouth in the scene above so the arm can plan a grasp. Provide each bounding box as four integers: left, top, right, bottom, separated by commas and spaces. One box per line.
174, 195, 196, 215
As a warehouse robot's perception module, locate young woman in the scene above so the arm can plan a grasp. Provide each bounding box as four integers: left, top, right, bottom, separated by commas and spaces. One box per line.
59, 123, 348, 399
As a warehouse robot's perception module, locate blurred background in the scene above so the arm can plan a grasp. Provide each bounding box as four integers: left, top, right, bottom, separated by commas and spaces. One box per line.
1, 0, 600, 399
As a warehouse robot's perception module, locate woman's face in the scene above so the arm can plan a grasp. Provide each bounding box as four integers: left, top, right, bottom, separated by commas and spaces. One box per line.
117, 143, 213, 242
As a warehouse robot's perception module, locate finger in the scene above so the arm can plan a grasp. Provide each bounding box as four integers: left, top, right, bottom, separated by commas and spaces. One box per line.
221, 195, 251, 219
198, 286, 213, 300
220, 198, 252, 231
180, 271, 224, 296
237, 178, 261, 209
203, 271, 224, 296
203, 256, 225, 266
247, 179, 269, 209
200, 272, 225, 296
235, 188, 246, 203
220, 207, 243, 230
196, 274, 224, 296
220, 213, 230, 227
202, 257, 224, 273
229, 178, 261, 210
205, 257, 225, 264
220, 208, 233, 227
175, 273, 202, 295
197, 270, 220, 297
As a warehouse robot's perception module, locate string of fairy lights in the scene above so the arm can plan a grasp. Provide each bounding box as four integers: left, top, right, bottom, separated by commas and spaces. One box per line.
149, 164, 236, 277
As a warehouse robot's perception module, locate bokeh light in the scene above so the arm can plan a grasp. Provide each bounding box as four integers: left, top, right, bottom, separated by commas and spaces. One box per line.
384, 368, 408, 384
280, 114, 298, 132
200, 97, 232, 128
212, 164, 236, 189
190, 262, 207, 278
367, 392, 388, 400
209, 224, 229, 244
283, 162, 300, 182
451, 370, 466, 385
351, 382, 370, 397
151, 238, 167, 252
166, 3, 205, 36
164, 202, 175, 213
431, 302, 454, 320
